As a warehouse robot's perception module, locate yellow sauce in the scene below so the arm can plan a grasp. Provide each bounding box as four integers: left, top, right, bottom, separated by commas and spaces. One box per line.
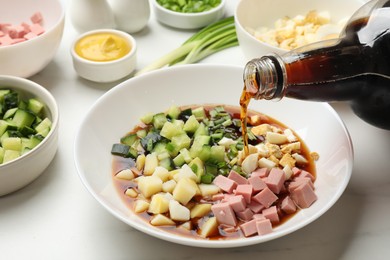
75, 33, 131, 62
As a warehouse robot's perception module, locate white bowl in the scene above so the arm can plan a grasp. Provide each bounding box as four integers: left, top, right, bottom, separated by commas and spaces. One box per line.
0, 0, 65, 78
234, 0, 367, 59
152, 0, 226, 29
70, 29, 137, 83
0, 76, 59, 196
74, 64, 353, 248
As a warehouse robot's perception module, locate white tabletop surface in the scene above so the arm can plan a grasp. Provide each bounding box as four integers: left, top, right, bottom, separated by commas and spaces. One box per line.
2, 1, 390, 259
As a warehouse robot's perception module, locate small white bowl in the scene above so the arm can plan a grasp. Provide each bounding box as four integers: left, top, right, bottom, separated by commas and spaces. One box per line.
0, 0, 65, 78
74, 64, 353, 248
152, 0, 226, 29
70, 29, 137, 83
0, 75, 59, 196
234, 0, 367, 59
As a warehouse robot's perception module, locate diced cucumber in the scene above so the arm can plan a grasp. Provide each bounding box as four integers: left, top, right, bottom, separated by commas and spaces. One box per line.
159, 157, 173, 170
173, 153, 185, 167
194, 122, 208, 137
179, 148, 192, 163
190, 135, 210, 158
34, 118, 52, 136
197, 145, 211, 161
183, 115, 200, 133
188, 157, 204, 183
152, 141, 168, 154
0, 147, 4, 163
209, 145, 225, 163
200, 173, 214, 184
3, 149, 20, 163
0, 89, 11, 102
192, 107, 206, 120
3, 107, 18, 119
160, 121, 184, 140
2, 137, 22, 151
19, 126, 36, 136
27, 98, 44, 115
140, 112, 154, 124
171, 133, 191, 151
111, 143, 130, 157
4, 91, 19, 111
120, 133, 138, 146
12, 109, 36, 128
152, 113, 167, 130
172, 119, 184, 129
167, 105, 181, 119
0, 120, 16, 136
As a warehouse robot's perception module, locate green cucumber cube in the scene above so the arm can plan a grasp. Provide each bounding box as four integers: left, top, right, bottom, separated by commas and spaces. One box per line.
183, 115, 200, 133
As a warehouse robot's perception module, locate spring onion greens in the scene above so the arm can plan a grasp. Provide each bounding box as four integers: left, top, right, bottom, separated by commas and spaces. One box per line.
135, 16, 238, 76
157, 0, 222, 13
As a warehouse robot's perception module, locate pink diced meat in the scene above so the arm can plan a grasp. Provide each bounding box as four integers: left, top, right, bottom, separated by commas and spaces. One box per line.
281, 196, 297, 214
0, 35, 13, 46
247, 200, 265, 213
228, 170, 248, 185
296, 170, 315, 182
292, 167, 302, 176
290, 181, 317, 208
256, 219, 273, 235
211, 202, 237, 226
23, 32, 37, 40
235, 184, 253, 204
30, 23, 44, 35
213, 175, 237, 193
288, 177, 314, 191
30, 12, 43, 24
262, 206, 279, 223
227, 195, 246, 212
265, 168, 286, 194
251, 167, 269, 178
252, 187, 278, 208
212, 193, 225, 201
236, 208, 254, 221
248, 175, 267, 193
240, 219, 258, 237
253, 213, 266, 220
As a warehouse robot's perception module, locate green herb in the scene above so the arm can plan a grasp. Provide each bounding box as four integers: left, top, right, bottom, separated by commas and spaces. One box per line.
157, 0, 221, 13
135, 16, 238, 76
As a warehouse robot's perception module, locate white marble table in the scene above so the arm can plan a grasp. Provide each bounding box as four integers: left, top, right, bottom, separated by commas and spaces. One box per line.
1, 1, 389, 259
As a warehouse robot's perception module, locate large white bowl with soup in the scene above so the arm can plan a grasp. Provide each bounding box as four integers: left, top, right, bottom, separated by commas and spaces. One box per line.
74, 64, 353, 248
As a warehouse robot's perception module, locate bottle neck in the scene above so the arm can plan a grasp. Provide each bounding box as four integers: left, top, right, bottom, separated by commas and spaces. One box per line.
243, 55, 286, 101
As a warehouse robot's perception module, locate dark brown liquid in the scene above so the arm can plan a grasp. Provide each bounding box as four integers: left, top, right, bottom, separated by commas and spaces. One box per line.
282, 8, 390, 129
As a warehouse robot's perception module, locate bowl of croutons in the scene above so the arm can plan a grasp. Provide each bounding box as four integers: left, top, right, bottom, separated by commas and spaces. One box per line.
234, 0, 367, 59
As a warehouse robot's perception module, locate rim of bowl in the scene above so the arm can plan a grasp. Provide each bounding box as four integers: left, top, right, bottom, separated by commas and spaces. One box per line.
71, 29, 137, 65
0, 75, 59, 169
152, 0, 226, 17
234, 0, 285, 53
0, 0, 65, 51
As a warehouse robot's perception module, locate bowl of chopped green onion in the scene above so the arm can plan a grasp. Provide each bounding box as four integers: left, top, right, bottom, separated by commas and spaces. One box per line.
0, 75, 59, 196
152, 0, 226, 29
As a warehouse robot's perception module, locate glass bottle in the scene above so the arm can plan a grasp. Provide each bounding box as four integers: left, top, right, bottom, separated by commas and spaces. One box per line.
242, 0, 390, 130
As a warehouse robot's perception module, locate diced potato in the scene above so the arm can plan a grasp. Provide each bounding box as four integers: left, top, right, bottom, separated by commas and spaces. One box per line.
258, 157, 276, 169
198, 184, 220, 197
173, 164, 198, 182
125, 188, 138, 198
199, 217, 218, 238
136, 154, 146, 171
148, 193, 170, 214
162, 179, 177, 193
266, 132, 288, 145
152, 166, 170, 182
190, 204, 212, 219
150, 214, 175, 226
172, 178, 198, 205
115, 169, 135, 180
134, 200, 150, 213
179, 221, 192, 231
169, 200, 190, 221
137, 176, 163, 198
144, 153, 158, 176
241, 153, 259, 175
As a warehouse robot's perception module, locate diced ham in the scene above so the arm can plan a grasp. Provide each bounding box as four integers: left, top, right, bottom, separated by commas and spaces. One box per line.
0, 34, 13, 46
240, 219, 258, 237
23, 32, 38, 40
212, 193, 225, 201
290, 181, 317, 208
253, 213, 266, 220
288, 177, 314, 191
281, 196, 297, 214
256, 219, 273, 235
30, 23, 45, 35
235, 184, 253, 204
296, 170, 315, 182
292, 167, 302, 177
251, 167, 269, 178
262, 206, 279, 223
0, 31, 4, 37
227, 195, 246, 212
248, 175, 267, 193
265, 168, 286, 194
228, 170, 248, 185
211, 202, 237, 226
236, 208, 254, 221
21, 22, 31, 33
213, 175, 237, 193
247, 200, 265, 213
30, 12, 43, 24
252, 187, 278, 208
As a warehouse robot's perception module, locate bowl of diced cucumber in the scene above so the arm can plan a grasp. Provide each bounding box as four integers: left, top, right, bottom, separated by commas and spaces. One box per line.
0, 75, 58, 196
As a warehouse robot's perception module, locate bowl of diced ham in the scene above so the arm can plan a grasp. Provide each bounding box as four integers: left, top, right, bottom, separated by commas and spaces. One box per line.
74, 64, 353, 248
0, 0, 65, 78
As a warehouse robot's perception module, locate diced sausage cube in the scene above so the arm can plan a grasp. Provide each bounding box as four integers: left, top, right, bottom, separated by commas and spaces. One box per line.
290, 182, 317, 208
228, 170, 248, 185
235, 184, 253, 204
211, 202, 237, 227
256, 219, 273, 235
262, 206, 279, 223
265, 168, 286, 194
248, 176, 267, 193
227, 195, 246, 212
247, 200, 265, 213
31, 12, 43, 24
236, 208, 254, 221
213, 175, 237, 193
252, 187, 278, 208
281, 196, 297, 214
251, 167, 269, 178
240, 219, 258, 237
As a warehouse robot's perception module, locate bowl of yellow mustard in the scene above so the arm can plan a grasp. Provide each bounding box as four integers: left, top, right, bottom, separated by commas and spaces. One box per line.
70, 29, 137, 83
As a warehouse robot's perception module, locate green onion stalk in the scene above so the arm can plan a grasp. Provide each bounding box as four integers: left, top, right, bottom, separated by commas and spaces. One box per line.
135, 16, 238, 76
